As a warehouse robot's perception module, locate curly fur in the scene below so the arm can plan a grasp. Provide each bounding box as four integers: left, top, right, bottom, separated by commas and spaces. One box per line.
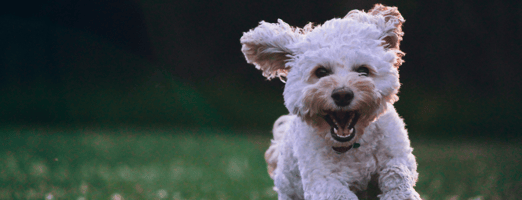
241, 4, 420, 200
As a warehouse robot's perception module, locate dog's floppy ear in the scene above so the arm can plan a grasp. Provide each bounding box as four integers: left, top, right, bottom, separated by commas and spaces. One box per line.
368, 4, 405, 51
241, 19, 300, 80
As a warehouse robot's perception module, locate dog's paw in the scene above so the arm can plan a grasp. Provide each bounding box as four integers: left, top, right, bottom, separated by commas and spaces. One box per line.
378, 188, 421, 200
305, 192, 359, 200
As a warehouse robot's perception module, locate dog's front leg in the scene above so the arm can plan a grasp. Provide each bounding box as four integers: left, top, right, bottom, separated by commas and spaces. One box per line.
301, 173, 359, 200
274, 130, 305, 200
295, 142, 359, 199
377, 156, 421, 200
297, 155, 359, 200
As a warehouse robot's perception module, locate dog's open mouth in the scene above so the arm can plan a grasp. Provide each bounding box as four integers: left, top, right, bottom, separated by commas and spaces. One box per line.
323, 111, 360, 143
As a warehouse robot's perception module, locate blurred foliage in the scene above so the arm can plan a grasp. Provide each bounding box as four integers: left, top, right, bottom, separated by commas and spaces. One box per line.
1, 0, 521, 140
0, 16, 285, 129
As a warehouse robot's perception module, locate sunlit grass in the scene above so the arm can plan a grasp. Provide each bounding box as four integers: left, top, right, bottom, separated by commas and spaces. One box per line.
413, 140, 522, 200
0, 127, 520, 199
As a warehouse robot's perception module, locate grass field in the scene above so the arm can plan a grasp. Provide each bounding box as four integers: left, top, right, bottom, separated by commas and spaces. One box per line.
1, 126, 520, 200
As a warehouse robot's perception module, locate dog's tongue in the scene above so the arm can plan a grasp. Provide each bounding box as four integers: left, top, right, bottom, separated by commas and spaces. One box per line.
334, 112, 352, 136
335, 112, 349, 127
323, 112, 356, 137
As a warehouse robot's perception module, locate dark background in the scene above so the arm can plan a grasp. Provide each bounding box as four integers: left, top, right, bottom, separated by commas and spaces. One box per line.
1, 0, 520, 141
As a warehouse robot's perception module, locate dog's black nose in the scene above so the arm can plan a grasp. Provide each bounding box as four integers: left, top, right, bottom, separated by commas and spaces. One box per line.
331, 88, 354, 107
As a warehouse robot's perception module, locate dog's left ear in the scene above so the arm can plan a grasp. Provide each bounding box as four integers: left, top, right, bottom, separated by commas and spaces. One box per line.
368, 4, 405, 51
241, 19, 300, 80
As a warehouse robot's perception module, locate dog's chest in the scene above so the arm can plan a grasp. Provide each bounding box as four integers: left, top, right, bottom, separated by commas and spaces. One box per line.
312, 128, 382, 190
292, 121, 383, 190
333, 147, 379, 189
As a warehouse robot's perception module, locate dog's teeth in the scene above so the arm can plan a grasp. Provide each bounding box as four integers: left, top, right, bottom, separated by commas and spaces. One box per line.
350, 128, 354, 133
333, 128, 338, 134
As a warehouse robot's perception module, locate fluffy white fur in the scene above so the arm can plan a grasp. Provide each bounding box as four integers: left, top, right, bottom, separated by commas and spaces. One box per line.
241, 4, 420, 200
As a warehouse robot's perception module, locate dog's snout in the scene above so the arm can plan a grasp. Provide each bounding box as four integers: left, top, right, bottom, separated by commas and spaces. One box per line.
331, 88, 354, 107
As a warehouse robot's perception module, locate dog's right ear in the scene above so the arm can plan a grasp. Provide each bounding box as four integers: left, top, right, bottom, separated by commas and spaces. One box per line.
368, 4, 405, 51
241, 19, 300, 80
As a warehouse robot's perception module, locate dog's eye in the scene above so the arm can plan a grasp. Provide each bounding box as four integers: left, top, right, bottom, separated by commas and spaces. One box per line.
314, 67, 330, 78
356, 66, 370, 76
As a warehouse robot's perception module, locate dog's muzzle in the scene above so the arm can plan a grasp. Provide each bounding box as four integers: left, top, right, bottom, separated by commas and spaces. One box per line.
323, 111, 360, 144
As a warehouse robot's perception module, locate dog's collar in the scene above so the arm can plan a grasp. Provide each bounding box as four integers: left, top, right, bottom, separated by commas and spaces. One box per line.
332, 142, 360, 154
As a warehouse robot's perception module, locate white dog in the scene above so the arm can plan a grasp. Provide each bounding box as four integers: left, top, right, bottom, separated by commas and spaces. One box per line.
241, 4, 421, 200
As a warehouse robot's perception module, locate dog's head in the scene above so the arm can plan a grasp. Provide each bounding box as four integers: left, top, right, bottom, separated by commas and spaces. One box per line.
241, 4, 405, 150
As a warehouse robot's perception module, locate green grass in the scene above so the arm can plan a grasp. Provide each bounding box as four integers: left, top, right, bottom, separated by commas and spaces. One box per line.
1, 127, 520, 200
